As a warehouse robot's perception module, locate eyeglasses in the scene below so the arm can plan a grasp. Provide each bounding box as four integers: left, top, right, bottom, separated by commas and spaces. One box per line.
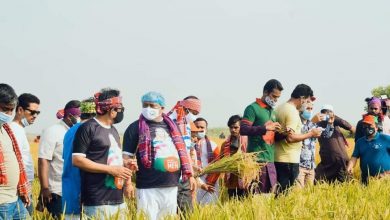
24, 108, 41, 116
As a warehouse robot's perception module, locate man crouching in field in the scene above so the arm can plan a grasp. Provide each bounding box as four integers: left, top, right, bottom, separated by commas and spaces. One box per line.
72, 88, 137, 219
347, 115, 390, 184
122, 91, 196, 220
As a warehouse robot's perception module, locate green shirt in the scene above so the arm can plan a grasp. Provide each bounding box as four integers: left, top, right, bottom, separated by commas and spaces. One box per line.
243, 101, 277, 162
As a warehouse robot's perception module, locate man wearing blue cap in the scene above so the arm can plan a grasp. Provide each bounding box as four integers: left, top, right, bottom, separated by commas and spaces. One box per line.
123, 91, 196, 220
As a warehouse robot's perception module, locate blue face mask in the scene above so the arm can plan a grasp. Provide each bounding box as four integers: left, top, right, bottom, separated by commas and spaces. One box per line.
301, 110, 312, 120
0, 112, 13, 126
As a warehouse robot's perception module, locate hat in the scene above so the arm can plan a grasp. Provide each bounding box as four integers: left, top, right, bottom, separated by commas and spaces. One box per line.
321, 104, 334, 112
362, 115, 378, 126
368, 97, 381, 108
141, 91, 166, 107
190, 122, 202, 132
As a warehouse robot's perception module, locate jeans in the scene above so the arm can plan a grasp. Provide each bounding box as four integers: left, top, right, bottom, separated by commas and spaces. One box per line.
275, 162, 300, 194
83, 203, 126, 220
0, 199, 29, 220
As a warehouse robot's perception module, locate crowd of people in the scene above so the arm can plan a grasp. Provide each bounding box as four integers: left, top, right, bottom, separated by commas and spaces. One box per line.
0, 81, 389, 220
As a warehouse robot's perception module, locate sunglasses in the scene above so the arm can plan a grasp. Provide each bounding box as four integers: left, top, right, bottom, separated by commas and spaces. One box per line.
24, 108, 41, 116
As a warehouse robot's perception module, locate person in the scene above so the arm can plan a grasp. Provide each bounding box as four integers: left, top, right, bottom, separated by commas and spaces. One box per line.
381, 99, 390, 135
38, 100, 81, 219
347, 115, 390, 184
314, 104, 355, 183
221, 115, 248, 198
72, 89, 134, 219
167, 96, 201, 213
240, 79, 283, 194
355, 97, 385, 142
62, 98, 96, 219
194, 117, 220, 204
274, 84, 322, 193
10, 93, 40, 215
122, 91, 196, 220
0, 84, 30, 220
296, 101, 333, 187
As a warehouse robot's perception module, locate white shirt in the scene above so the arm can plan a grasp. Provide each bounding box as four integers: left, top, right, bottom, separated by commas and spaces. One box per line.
38, 120, 69, 196
10, 122, 35, 182
383, 116, 390, 135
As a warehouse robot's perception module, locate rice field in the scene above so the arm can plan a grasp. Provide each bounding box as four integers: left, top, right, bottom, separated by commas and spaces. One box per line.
27, 136, 389, 219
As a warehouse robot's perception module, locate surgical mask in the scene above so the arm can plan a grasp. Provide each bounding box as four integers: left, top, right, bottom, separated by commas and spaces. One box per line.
0, 112, 13, 126
190, 142, 196, 149
301, 110, 312, 120
113, 111, 124, 124
142, 107, 160, 121
186, 112, 197, 122
197, 131, 206, 139
21, 117, 30, 127
364, 127, 375, 137
264, 96, 276, 108
70, 115, 79, 125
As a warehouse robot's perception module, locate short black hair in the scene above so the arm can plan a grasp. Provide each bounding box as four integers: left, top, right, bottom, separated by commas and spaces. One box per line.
17, 93, 40, 110
194, 117, 208, 127
98, 88, 120, 102
263, 79, 283, 94
64, 100, 81, 110
0, 83, 17, 105
227, 115, 242, 127
291, 84, 313, 99
184, 96, 199, 100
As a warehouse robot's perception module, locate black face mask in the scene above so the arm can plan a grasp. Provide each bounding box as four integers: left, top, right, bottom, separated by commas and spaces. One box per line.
113, 111, 124, 124
364, 127, 375, 137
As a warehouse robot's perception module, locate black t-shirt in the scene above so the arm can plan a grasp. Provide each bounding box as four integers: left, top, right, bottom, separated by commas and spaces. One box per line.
73, 118, 123, 206
122, 120, 181, 189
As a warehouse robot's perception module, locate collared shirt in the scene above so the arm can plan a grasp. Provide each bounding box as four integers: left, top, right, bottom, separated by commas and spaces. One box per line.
299, 120, 317, 169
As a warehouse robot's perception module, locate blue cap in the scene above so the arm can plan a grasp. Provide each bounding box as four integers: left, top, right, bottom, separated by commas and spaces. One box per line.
141, 91, 166, 107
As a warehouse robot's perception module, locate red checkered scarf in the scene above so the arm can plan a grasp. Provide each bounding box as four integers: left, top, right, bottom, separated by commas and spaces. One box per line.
0, 124, 30, 196
94, 93, 122, 114
167, 102, 187, 135
138, 113, 193, 181
195, 136, 215, 168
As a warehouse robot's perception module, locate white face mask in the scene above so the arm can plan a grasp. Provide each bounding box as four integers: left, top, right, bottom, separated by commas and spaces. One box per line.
142, 107, 160, 121
0, 112, 13, 127
197, 131, 206, 139
21, 117, 30, 127
186, 112, 198, 122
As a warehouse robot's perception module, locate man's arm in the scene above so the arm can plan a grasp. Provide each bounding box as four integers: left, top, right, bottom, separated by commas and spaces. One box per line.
347, 157, 358, 174
286, 128, 322, 143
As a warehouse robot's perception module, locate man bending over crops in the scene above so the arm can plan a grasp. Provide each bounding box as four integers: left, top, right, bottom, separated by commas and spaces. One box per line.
347, 115, 390, 184
72, 89, 135, 219
240, 79, 283, 194
123, 91, 196, 220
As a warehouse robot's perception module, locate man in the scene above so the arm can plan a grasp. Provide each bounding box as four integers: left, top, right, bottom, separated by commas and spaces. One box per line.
355, 97, 384, 142
10, 93, 40, 215
221, 115, 248, 198
194, 117, 220, 204
123, 91, 196, 220
314, 104, 355, 183
0, 84, 30, 219
38, 100, 81, 218
167, 96, 201, 213
62, 98, 96, 219
275, 84, 322, 193
347, 115, 390, 184
383, 99, 390, 135
297, 101, 333, 187
240, 79, 283, 194
72, 89, 134, 219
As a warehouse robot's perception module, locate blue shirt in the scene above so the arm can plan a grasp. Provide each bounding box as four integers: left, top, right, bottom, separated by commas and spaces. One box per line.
299, 121, 317, 169
62, 123, 82, 214
353, 133, 390, 183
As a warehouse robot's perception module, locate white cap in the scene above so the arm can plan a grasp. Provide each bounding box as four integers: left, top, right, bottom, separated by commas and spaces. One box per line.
321, 104, 334, 112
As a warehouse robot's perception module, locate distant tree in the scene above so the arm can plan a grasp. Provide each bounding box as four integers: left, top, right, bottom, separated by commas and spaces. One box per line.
371, 85, 390, 98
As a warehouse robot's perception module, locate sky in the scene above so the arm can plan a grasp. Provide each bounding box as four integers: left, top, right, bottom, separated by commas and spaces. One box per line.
1, 0, 389, 134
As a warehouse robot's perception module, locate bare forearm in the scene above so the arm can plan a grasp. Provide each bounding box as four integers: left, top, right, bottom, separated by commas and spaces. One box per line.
286, 132, 312, 143
348, 157, 358, 169
38, 158, 50, 189
73, 156, 112, 174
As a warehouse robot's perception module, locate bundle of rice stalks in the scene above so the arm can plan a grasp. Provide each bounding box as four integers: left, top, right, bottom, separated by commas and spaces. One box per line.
196, 151, 265, 186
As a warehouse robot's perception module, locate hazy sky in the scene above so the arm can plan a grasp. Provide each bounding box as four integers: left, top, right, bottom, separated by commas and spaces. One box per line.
1, 1, 389, 134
